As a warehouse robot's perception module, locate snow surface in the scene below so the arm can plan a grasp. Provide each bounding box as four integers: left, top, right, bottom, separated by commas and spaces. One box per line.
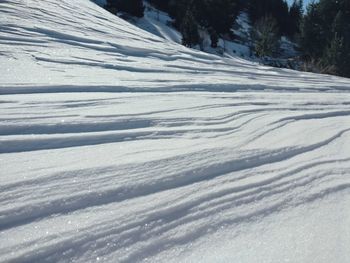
1, 0, 350, 262
136, 3, 182, 44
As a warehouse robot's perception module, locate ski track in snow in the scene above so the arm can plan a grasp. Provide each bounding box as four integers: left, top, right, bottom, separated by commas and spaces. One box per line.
1, 0, 350, 262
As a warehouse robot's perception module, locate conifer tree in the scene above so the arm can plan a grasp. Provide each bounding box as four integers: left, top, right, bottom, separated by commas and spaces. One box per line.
300, 0, 350, 77
180, 9, 200, 47
248, 0, 290, 36
288, 0, 303, 38
208, 27, 219, 48
300, 3, 325, 58
106, 0, 145, 18
203, 0, 239, 35
251, 16, 279, 57
321, 35, 344, 74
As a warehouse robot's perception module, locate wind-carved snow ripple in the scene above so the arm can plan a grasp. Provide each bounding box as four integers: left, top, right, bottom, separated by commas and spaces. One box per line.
1, 0, 350, 262
1, 90, 350, 262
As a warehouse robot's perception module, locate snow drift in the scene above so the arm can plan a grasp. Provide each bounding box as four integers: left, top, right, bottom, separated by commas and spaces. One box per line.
1, 0, 350, 262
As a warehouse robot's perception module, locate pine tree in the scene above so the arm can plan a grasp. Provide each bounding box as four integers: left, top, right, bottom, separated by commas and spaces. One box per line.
180, 9, 200, 47
300, 0, 350, 77
209, 28, 219, 48
203, 0, 239, 35
251, 16, 280, 57
300, 3, 325, 58
321, 35, 344, 74
247, 0, 290, 36
330, 10, 350, 76
106, 0, 145, 18
288, 0, 303, 38
149, 0, 171, 12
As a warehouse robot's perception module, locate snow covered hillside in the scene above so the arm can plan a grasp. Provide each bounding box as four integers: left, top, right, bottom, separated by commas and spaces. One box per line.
1, 0, 350, 262
130, 3, 296, 63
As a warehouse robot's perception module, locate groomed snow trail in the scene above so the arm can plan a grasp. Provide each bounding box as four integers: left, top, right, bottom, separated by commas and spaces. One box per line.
1, 1, 350, 262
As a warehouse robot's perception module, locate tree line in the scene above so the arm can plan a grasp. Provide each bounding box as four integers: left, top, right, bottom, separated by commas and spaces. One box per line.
105, 0, 350, 78
105, 0, 302, 51
301, 0, 350, 77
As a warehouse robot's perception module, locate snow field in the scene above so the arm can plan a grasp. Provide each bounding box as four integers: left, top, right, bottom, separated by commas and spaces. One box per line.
1, 0, 350, 262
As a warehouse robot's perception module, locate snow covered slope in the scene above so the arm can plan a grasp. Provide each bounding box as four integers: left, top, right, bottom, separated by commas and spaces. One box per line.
1, 0, 350, 262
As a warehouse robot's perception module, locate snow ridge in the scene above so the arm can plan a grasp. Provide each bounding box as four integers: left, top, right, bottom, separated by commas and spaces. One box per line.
1, 0, 350, 262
